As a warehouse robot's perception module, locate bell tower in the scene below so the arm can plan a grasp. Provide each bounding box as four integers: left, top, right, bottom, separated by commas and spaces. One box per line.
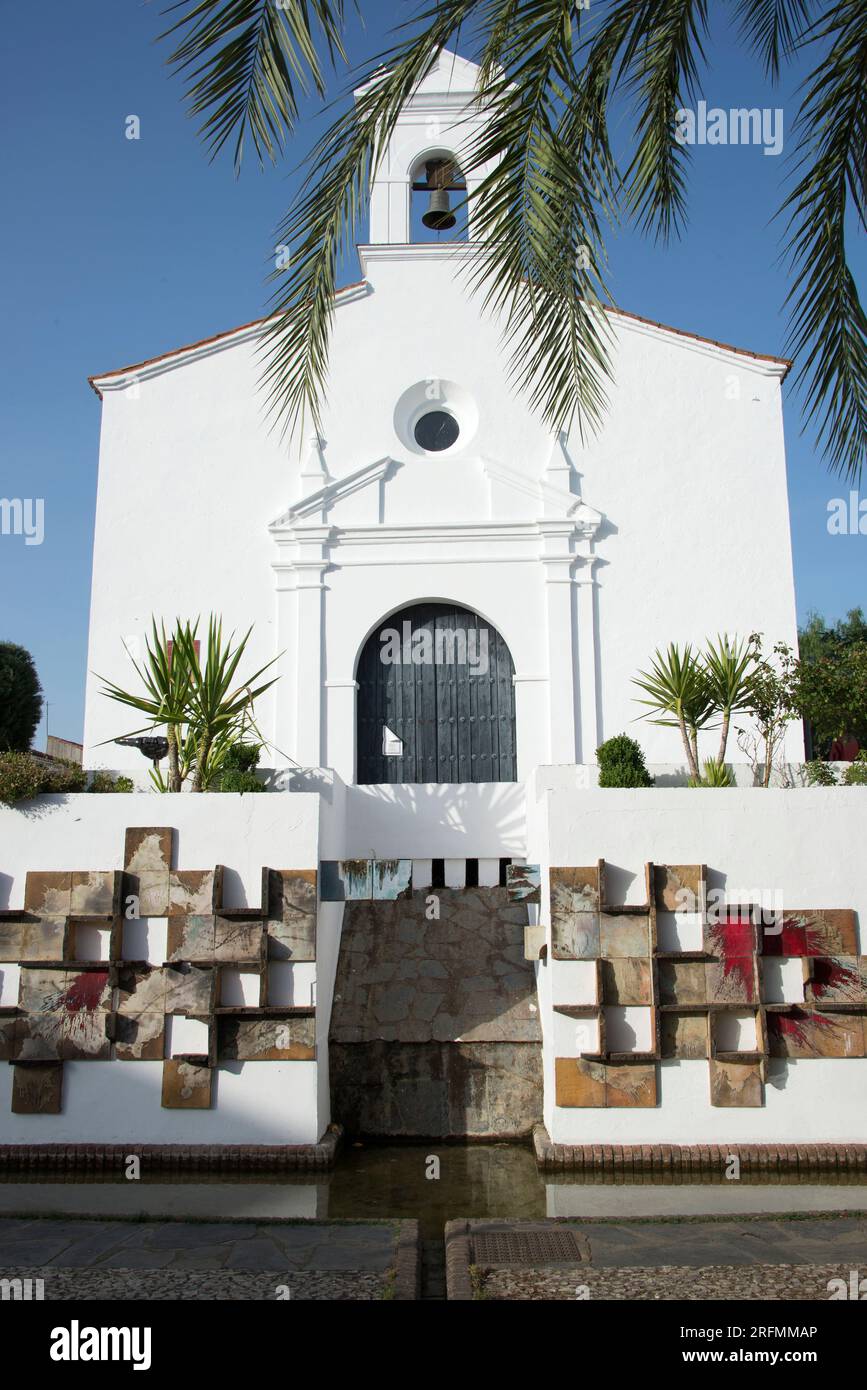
359, 49, 497, 245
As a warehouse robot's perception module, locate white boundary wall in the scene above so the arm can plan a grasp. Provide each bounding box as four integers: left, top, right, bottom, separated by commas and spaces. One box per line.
526, 775, 867, 1145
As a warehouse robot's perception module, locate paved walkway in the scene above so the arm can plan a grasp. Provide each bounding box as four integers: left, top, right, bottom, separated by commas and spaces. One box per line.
0, 1217, 415, 1300
448, 1215, 867, 1301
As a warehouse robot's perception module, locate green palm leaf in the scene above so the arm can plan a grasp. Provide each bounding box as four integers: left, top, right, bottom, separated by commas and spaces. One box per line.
161, 0, 348, 172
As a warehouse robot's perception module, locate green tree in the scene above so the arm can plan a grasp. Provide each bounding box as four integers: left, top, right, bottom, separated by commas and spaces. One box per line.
161, 0, 866, 481
0, 643, 43, 751
796, 639, 867, 750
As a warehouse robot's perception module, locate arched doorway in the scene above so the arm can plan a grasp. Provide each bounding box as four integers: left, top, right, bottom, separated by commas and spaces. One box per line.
355, 602, 517, 784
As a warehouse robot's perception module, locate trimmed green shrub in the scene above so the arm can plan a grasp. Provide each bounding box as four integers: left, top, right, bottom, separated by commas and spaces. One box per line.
596, 734, 654, 788
88, 771, 134, 793
222, 742, 261, 773
0, 643, 43, 751
804, 759, 838, 786
219, 768, 266, 793
842, 753, 867, 786
0, 752, 87, 805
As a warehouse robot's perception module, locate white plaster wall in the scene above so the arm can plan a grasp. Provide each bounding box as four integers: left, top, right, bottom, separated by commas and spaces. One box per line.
343, 782, 527, 857
0, 1060, 320, 1146
528, 778, 867, 1144
84, 242, 796, 780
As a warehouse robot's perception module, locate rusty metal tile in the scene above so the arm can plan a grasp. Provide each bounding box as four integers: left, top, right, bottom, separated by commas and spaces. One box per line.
319, 860, 372, 901
166, 915, 216, 962
606, 1064, 657, 1108
804, 956, 863, 1005
213, 917, 264, 964
661, 1011, 709, 1059
218, 1014, 315, 1061
555, 1056, 606, 1107
164, 965, 215, 1016
11, 1062, 63, 1114
124, 827, 172, 874
600, 957, 652, 1006
169, 870, 217, 917
114, 1011, 165, 1061
266, 870, 316, 961
654, 864, 705, 913
70, 871, 119, 918
23, 872, 71, 919
709, 1059, 763, 1107
658, 960, 706, 1007
506, 864, 541, 904
161, 1058, 212, 1109
705, 958, 757, 1005
600, 913, 651, 958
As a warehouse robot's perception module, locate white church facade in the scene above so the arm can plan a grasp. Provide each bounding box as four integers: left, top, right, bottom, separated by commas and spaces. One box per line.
84, 50, 800, 788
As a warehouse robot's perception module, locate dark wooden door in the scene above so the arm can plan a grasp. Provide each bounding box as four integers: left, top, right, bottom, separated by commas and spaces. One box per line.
356, 603, 517, 784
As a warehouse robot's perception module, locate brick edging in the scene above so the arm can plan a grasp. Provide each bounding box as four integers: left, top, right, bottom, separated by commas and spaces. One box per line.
392, 1220, 421, 1301
444, 1219, 475, 1301
532, 1124, 867, 1175
0, 1125, 343, 1173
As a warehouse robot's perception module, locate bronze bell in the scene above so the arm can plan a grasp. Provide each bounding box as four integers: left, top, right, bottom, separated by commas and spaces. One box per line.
421, 160, 457, 231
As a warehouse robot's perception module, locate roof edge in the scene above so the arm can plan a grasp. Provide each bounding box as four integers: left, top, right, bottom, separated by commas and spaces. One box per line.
88, 282, 791, 398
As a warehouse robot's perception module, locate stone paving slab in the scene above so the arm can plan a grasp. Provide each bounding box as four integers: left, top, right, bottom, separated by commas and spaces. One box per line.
0, 1217, 405, 1274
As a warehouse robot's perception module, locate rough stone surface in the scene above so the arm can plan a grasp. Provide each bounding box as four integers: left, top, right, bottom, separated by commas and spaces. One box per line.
330, 1039, 542, 1138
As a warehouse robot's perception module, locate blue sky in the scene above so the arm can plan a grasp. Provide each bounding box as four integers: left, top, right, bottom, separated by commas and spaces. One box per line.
0, 1, 863, 747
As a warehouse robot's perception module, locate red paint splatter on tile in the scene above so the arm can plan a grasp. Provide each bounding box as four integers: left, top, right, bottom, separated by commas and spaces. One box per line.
63, 971, 109, 1014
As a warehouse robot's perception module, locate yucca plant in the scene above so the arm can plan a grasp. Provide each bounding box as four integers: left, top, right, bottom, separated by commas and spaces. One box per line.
98, 619, 197, 792
702, 634, 756, 765
688, 757, 736, 788
98, 616, 279, 792
172, 618, 279, 791
633, 643, 715, 780
160, 0, 866, 482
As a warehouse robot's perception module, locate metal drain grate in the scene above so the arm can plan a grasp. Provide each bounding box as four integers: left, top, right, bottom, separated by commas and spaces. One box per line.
471, 1230, 584, 1265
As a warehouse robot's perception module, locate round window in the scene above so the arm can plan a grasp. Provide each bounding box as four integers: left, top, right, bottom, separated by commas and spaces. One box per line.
413, 409, 460, 453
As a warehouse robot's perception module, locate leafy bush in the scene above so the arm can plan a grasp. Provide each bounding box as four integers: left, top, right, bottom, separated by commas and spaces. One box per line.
221, 743, 261, 773
842, 753, 867, 787
596, 735, 654, 788
0, 752, 87, 805
804, 759, 838, 786
88, 771, 135, 793
219, 768, 266, 793
0, 643, 43, 751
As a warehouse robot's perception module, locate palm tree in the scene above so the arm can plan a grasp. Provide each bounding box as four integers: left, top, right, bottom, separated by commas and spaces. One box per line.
160, 0, 866, 482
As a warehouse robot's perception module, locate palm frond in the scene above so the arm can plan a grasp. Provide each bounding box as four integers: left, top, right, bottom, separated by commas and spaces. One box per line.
161, 0, 348, 172
733, 0, 815, 80
610, 0, 711, 241
780, 0, 867, 483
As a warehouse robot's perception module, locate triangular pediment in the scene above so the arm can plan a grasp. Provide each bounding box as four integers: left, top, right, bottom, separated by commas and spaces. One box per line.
269, 456, 402, 530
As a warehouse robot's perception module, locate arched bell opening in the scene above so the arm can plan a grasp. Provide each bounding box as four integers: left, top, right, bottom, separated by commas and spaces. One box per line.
355, 601, 517, 784
410, 153, 468, 242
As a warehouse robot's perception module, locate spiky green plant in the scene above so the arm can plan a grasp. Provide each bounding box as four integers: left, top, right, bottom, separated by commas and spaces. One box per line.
160, 0, 866, 481
98, 616, 279, 792
702, 633, 756, 765
633, 642, 715, 780
98, 619, 197, 791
